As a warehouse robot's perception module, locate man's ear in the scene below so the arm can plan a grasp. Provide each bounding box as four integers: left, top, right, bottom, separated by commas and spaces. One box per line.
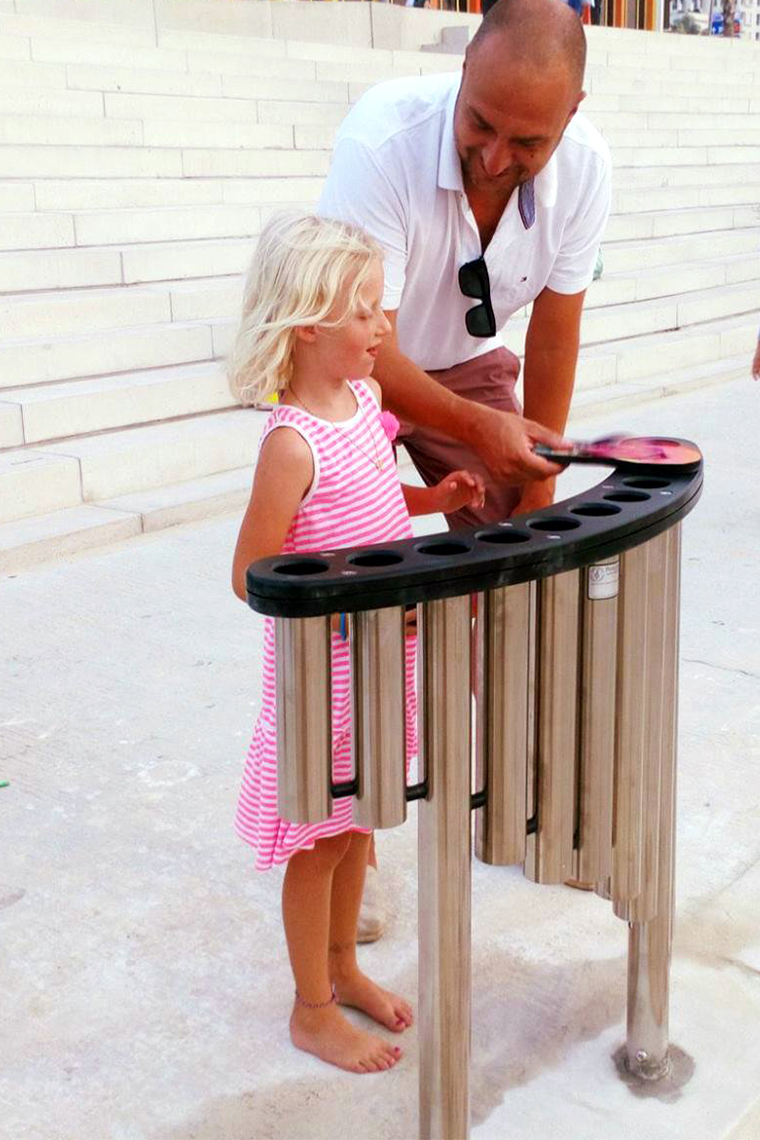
564, 89, 586, 129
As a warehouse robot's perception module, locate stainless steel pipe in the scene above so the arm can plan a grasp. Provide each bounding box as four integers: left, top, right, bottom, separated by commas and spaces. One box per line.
352, 606, 408, 831
418, 594, 473, 1140
625, 524, 681, 1079
525, 569, 580, 885
474, 582, 531, 867
575, 556, 619, 885
275, 615, 332, 823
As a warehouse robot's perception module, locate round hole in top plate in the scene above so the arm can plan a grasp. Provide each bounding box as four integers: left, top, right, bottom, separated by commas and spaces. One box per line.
529, 516, 581, 532
273, 557, 330, 576
603, 490, 650, 504
623, 477, 671, 490
571, 502, 621, 518
417, 540, 471, 557
348, 550, 404, 568
477, 529, 531, 544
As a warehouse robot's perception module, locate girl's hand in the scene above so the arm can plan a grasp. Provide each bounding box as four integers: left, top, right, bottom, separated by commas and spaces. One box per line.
752, 342, 760, 382
433, 470, 486, 514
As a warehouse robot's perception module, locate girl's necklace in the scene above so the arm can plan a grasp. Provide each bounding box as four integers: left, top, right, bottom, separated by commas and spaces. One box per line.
287, 385, 385, 471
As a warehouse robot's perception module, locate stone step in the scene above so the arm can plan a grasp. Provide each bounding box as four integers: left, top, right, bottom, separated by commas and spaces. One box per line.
140, 120, 294, 150
0, 283, 171, 340
120, 237, 252, 287
601, 226, 759, 274
0, 211, 74, 252
0, 400, 23, 448
541, 281, 757, 355
591, 110, 760, 132
0, 448, 83, 524
0, 143, 331, 179
605, 163, 760, 190
75, 203, 265, 248
0, 246, 123, 294
585, 94, 758, 115
0, 59, 67, 88
576, 311, 757, 386
570, 354, 749, 421
6, 406, 263, 506
22, 174, 325, 213
0, 184, 35, 212
0, 320, 213, 388
0, 11, 156, 48
0, 85, 103, 117
67, 56, 350, 95
511, 299, 757, 378
0, 203, 264, 254
604, 203, 759, 241
587, 64, 760, 94
1, 144, 183, 178
0, 239, 242, 295
103, 90, 352, 128
586, 251, 760, 309
0, 503, 142, 573
28, 36, 189, 72
0, 34, 30, 61
102, 83, 349, 124
1, 362, 234, 444
611, 181, 760, 215
0, 113, 142, 147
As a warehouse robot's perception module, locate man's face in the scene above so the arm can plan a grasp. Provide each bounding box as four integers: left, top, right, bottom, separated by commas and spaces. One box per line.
454, 38, 584, 195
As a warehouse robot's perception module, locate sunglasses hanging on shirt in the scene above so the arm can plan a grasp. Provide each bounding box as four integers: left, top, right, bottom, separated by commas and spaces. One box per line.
458, 256, 497, 338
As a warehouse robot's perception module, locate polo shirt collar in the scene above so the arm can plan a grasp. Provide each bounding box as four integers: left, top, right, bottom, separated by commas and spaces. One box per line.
437, 76, 559, 227
437, 78, 464, 193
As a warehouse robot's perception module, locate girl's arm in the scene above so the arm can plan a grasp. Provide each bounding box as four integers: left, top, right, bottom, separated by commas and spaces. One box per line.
231, 426, 313, 601
402, 470, 485, 518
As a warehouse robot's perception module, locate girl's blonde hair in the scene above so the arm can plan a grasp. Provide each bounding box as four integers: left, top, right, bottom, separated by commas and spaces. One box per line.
227, 212, 383, 406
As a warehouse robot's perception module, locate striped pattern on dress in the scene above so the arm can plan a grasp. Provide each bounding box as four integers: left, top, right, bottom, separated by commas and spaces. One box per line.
235, 380, 417, 871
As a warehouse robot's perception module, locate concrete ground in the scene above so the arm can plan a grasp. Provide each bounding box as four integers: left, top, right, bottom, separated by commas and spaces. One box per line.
1, 376, 759, 1140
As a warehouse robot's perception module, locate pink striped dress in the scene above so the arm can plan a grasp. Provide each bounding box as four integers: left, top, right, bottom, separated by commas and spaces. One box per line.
235, 380, 417, 871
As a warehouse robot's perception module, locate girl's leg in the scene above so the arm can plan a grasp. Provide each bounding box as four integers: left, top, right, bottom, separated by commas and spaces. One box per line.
329, 832, 414, 1032
283, 832, 401, 1074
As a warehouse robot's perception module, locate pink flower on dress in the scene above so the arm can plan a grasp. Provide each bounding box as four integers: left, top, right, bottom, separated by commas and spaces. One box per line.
380, 411, 400, 442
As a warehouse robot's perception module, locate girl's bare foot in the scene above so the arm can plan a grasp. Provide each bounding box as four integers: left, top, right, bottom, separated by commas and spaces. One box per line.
332, 968, 414, 1033
290, 1002, 402, 1074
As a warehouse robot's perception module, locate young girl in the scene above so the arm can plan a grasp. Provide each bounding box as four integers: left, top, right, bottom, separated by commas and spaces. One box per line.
229, 213, 484, 1075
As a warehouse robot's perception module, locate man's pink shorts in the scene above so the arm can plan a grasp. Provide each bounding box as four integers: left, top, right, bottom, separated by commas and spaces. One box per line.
397, 346, 522, 531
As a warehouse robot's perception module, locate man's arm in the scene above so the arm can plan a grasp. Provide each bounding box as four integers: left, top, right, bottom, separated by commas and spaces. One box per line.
373, 311, 567, 485
512, 285, 586, 515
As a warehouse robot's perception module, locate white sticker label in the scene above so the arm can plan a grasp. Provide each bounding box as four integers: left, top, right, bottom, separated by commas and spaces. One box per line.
588, 561, 619, 600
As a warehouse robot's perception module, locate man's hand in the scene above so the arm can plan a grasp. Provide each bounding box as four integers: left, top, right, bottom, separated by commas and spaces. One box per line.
374, 312, 567, 485
466, 406, 567, 485
511, 476, 557, 518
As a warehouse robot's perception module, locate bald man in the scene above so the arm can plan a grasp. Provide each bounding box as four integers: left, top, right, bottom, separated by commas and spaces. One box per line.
319, 0, 611, 528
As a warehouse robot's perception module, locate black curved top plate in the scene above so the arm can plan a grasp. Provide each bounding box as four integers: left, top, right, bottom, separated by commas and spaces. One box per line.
246, 445, 703, 618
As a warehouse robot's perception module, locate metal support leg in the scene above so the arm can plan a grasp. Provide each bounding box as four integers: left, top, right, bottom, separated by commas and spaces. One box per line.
625, 525, 681, 1079
418, 595, 472, 1140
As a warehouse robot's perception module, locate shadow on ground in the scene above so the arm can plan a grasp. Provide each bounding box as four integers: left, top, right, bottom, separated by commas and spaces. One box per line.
154, 949, 628, 1140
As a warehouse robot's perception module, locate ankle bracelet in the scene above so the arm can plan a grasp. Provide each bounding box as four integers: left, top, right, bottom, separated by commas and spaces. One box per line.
295, 987, 336, 1010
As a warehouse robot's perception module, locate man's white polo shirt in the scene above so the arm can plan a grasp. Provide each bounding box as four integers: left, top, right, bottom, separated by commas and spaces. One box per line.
318, 72, 611, 372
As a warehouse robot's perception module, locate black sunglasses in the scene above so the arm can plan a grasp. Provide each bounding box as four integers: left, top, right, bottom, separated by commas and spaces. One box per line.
458, 256, 497, 338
